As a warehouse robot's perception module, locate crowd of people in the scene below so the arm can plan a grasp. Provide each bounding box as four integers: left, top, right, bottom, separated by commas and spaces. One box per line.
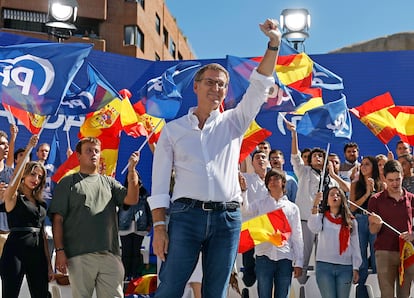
0, 17, 414, 298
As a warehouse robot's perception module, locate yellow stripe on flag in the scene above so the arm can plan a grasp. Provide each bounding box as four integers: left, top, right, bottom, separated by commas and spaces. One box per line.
294, 97, 323, 115
360, 108, 397, 136
244, 120, 263, 139
276, 53, 313, 86
395, 112, 414, 136
121, 96, 139, 127
241, 214, 277, 246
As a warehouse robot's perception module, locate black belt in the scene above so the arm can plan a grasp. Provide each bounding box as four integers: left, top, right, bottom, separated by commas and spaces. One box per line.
175, 198, 240, 211
10, 227, 41, 233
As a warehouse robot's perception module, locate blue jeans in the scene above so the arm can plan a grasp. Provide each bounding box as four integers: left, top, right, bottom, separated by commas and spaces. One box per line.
315, 261, 353, 298
256, 256, 293, 298
155, 201, 241, 298
355, 213, 376, 298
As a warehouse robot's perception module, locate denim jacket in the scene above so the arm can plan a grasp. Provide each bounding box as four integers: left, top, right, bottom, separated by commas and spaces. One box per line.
118, 193, 152, 231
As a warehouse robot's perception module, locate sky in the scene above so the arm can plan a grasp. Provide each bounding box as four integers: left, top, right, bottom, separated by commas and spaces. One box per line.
165, 0, 414, 59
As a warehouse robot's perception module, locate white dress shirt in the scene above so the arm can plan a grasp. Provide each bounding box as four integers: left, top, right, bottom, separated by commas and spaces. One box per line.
148, 69, 275, 210
290, 154, 339, 220
242, 193, 304, 268
242, 172, 267, 220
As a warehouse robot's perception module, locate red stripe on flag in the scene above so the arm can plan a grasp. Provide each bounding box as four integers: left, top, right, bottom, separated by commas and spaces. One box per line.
238, 229, 256, 253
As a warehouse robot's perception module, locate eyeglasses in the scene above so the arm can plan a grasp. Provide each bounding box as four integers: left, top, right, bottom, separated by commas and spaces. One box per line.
196, 78, 228, 89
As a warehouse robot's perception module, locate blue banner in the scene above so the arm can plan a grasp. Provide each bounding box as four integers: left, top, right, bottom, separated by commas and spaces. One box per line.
0, 42, 92, 115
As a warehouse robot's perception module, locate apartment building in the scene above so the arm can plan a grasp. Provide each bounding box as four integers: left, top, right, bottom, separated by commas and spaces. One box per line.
0, 0, 196, 61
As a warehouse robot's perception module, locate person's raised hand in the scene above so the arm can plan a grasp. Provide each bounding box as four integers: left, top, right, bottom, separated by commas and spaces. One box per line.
259, 18, 282, 45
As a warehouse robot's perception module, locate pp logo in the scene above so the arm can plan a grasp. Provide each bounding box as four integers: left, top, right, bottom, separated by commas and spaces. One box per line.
0, 54, 54, 96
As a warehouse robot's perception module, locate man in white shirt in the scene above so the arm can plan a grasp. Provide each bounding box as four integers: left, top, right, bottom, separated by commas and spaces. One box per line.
269, 149, 298, 202
240, 150, 269, 293
285, 121, 339, 286
148, 18, 282, 298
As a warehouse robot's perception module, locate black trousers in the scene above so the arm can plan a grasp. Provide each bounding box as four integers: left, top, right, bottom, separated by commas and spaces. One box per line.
120, 233, 145, 279
242, 248, 256, 287
0, 232, 49, 298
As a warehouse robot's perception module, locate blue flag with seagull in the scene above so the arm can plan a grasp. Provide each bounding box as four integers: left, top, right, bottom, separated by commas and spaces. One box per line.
296, 94, 352, 143
0, 43, 92, 115
136, 61, 201, 119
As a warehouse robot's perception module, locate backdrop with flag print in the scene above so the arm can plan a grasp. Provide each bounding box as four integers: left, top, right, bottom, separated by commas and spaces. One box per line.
2, 31, 414, 193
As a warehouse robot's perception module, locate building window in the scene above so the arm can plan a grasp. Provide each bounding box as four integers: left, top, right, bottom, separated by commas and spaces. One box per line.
124, 25, 144, 51
170, 39, 176, 58
155, 14, 161, 35
155, 53, 160, 61
3, 8, 47, 33
125, 0, 144, 8
163, 27, 169, 47
178, 52, 183, 60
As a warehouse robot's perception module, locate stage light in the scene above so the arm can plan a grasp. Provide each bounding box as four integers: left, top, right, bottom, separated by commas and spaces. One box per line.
280, 8, 310, 51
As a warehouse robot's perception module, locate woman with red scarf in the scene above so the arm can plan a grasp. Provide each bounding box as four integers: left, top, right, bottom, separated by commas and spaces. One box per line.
307, 187, 362, 298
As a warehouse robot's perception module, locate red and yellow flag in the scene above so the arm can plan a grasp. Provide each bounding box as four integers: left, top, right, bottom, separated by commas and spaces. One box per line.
349, 92, 397, 144
51, 134, 120, 183
80, 95, 138, 138
238, 209, 291, 253
4, 104, 47, 134
388, 106, 414, 145
239, 120, 271, 163
125, 274, 157, 295
399, 238, 414, 286
133, 100, 165, 144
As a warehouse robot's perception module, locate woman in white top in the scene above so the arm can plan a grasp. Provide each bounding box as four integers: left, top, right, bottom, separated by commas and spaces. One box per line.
308, 187, 362, 298
242, 169, 303, 298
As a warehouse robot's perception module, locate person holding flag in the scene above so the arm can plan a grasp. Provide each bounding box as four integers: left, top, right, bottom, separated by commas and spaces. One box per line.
285, 120, 340, 285
1, 135, 53, 297
48, 137, 141, 297
368, 159, 414, 297
148, 18, 282, 298
241, 169, 303, 298
308, 187, 361, 298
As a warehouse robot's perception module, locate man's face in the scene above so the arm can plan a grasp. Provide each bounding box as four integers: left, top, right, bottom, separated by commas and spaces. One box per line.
0, 136, 9, 161
328, 156, 340, 174
269, 153, 284, 170
36, 144, 50, 162
344, 146, 359, 163
398, 157, 413, 177
397, 142, 411, 157
252, 152, 268, 173
15, 152, 25, 165
194, 69, 228, 112
311, 152, 324, 169
385, 171, 403, 194
258, 143, 270, 156
78, 142, 101, 170
301, 151, 310, 165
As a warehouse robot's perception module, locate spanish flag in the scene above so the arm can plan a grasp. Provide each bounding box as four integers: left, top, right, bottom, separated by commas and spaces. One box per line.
4, 104, 47, 134
388, 106, 414, 145
238, 209, 291, 253
133, 100, 165, 144
51, 134, 120, 183
125, 274, 157, 295
252, 53, 323, 114
239, 120, 272, 163
79, 94, 138, 138
399, 238, 414, 286
349, 92, 397, 144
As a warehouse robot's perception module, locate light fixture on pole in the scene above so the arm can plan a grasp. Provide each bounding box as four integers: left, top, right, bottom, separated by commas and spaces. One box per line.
45, 0, 78, 41
280, 8, 310, 51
